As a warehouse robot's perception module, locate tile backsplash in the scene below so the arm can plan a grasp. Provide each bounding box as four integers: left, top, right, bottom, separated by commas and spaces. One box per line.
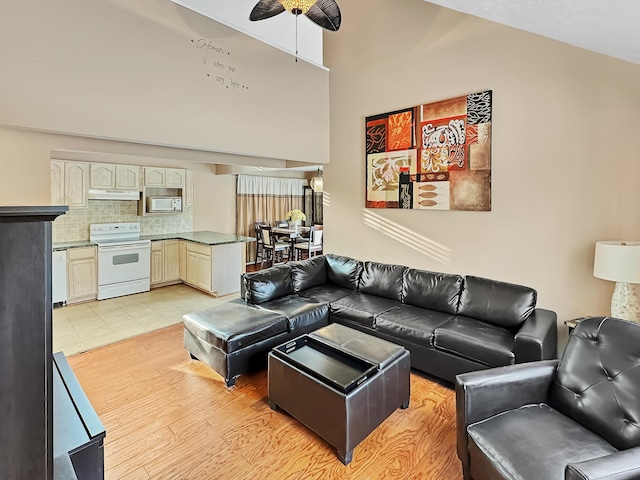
52, 200, 194, 243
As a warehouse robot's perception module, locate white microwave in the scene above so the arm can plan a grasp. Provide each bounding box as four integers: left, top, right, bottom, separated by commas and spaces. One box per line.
147, 196, 182, 213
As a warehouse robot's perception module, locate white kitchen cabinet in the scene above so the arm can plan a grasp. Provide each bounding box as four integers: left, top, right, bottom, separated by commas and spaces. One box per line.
115, 165, 139, 190
90, 163, 139, 191
150, 240, 180, 287
178, 241, 187, 281
164, 240, 180, 281
50, 161, 65, 205
90, 163, 116, 189
143, 167, 166, 187
65, 162, 89, 208
183, 241, 242, 296
185, 242, 212, 292
66, 246, 97, 304
185, 170, 194, 207
150, 241, 164, 285
143, 167, 185, 188
51, 161, 89, 208
166, 168, 185, 187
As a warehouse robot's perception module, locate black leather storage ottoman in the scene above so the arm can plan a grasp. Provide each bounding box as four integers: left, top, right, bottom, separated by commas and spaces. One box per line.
268, 323, 410, 465
183, 299, 288, 387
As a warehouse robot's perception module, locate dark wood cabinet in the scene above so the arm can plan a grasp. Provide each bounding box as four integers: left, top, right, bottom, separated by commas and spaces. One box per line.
0, 206, 67, 479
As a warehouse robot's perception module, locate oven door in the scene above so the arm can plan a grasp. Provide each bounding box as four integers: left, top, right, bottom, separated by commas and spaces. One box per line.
97, 242, 151, 286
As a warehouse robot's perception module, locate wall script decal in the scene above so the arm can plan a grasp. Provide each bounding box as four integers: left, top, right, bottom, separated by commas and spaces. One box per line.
365, 90, 492, 211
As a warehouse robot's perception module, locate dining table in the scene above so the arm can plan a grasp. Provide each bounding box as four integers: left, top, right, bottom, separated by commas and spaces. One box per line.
272, 226, 310, 259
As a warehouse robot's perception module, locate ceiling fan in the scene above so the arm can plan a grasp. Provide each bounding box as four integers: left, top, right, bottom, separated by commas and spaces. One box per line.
249, 0, 342, 32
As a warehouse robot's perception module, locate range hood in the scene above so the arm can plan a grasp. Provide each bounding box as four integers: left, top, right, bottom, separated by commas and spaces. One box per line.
87, 189, 140, 201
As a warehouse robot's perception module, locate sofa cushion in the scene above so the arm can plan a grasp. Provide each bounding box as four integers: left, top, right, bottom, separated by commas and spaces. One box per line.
458, 276, 536, 328
258, 294, 329, 333
330, 292, 400, 328
325, 254, 363, 290
182, 299, 288, 354
467, 404, 617, 480
242, 265, 293, 304
376, 304, 455, 346
433, 316, 515, 367
359, 261, 407, 301
290, 255, 327, 293
403, 268, 463, 314
297, 284, 354, 304
548, 316, 640, 451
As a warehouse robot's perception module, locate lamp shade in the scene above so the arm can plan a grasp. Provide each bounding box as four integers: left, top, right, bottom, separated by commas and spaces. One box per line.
593, 241, 640, 284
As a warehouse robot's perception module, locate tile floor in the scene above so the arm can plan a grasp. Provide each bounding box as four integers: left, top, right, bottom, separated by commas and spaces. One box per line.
53, 284, 240, 357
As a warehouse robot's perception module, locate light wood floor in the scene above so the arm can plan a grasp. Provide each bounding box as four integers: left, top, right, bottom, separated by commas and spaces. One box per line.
68, 324, 462, 480
53, 284, 240, 356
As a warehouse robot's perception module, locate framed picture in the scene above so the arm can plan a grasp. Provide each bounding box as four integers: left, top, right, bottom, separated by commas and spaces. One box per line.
365, 90, 492, 211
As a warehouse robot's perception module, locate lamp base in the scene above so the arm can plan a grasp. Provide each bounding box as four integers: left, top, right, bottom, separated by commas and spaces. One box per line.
611, 282, 640, 322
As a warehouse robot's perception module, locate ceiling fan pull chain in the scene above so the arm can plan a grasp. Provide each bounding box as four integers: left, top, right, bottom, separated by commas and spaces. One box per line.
295, 12, 299, 62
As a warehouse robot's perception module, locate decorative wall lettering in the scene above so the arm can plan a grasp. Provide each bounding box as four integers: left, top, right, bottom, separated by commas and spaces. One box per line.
191, 38, 249, 91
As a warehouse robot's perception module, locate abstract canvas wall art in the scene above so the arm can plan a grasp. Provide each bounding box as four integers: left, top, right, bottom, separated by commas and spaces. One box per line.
365, 90, 492, 211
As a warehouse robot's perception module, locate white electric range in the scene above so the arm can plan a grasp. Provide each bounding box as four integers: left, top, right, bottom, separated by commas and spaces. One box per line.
89, 222, 151, 300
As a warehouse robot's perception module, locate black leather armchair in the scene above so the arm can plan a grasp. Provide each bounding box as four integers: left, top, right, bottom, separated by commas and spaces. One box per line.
456, 316, 640, 479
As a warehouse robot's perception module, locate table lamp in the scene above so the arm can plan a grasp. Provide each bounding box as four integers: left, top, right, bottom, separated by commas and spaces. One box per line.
593, 241, 640, 322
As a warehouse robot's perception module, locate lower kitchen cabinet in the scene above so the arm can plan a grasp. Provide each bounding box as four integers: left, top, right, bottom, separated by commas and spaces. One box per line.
185, 242, 212, 292
164, 240, 180, 281
183, 241, 242, 296
150, 240, 180, 288
67, 246, 97, 305
178, 240, 187, 281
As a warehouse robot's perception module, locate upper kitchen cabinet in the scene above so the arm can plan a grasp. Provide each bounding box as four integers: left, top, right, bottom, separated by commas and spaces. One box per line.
139, 167, 193, 215
50, 161, 65, 206
143, 167, 185, 187
185, 170, 194, 207
51, 161, 89, 208
90, 163, 139, 191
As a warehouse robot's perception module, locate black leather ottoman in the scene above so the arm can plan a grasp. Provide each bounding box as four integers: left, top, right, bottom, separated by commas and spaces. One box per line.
268, 323, 411, 465
183, 299, 288, 387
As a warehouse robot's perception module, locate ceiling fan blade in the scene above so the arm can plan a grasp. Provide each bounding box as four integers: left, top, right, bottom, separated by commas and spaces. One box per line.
249, 0, 286, 21
305, 0, 341, 31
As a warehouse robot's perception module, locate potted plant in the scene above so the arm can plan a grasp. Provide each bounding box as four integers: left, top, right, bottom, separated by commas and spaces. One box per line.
285, 209, 306, 229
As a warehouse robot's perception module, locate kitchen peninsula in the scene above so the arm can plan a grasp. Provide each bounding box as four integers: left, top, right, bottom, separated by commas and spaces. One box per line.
145, 231, 255, 297
53, 230, 255, 304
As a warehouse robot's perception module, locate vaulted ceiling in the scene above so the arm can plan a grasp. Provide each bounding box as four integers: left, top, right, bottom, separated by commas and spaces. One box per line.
425, 0, 640, 65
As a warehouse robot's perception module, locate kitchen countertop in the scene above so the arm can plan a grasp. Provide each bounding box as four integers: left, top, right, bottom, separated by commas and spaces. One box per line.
53, 240, 96, 251
53, 231, 255, 251
143, 231, 255, 245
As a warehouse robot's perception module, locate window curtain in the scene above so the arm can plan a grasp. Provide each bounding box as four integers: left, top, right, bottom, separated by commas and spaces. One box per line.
236, 175, 307, 264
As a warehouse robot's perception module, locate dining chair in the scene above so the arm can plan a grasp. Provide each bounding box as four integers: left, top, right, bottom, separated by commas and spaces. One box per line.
259, 225, 290, 268
272, 220, 290, 243
253, 221, 269, 265
293, 225, 323, 261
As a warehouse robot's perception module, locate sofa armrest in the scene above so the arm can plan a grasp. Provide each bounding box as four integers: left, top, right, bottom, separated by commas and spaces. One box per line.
515, 308, 558, 362
455, 360, 558, 478
566, 447, 640, 480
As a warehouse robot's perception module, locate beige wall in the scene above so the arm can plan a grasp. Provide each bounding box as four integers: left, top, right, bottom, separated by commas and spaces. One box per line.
0, 126, 236, 233
0, 0, 329, 164
324, 0, 640, 342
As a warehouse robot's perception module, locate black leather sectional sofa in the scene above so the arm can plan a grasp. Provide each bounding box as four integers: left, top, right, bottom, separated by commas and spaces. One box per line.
237, 253, 557, 383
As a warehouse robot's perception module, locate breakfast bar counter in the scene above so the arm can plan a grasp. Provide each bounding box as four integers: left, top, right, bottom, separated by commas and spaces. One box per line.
142, 231, 255, 245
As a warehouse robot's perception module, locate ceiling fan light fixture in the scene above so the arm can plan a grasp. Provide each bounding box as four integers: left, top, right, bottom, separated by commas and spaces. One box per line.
278, 0, 316, 15
250, 0, 341, 32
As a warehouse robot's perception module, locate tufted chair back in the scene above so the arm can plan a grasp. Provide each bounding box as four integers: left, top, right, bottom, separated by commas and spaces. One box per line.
548, 316, 640, 450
